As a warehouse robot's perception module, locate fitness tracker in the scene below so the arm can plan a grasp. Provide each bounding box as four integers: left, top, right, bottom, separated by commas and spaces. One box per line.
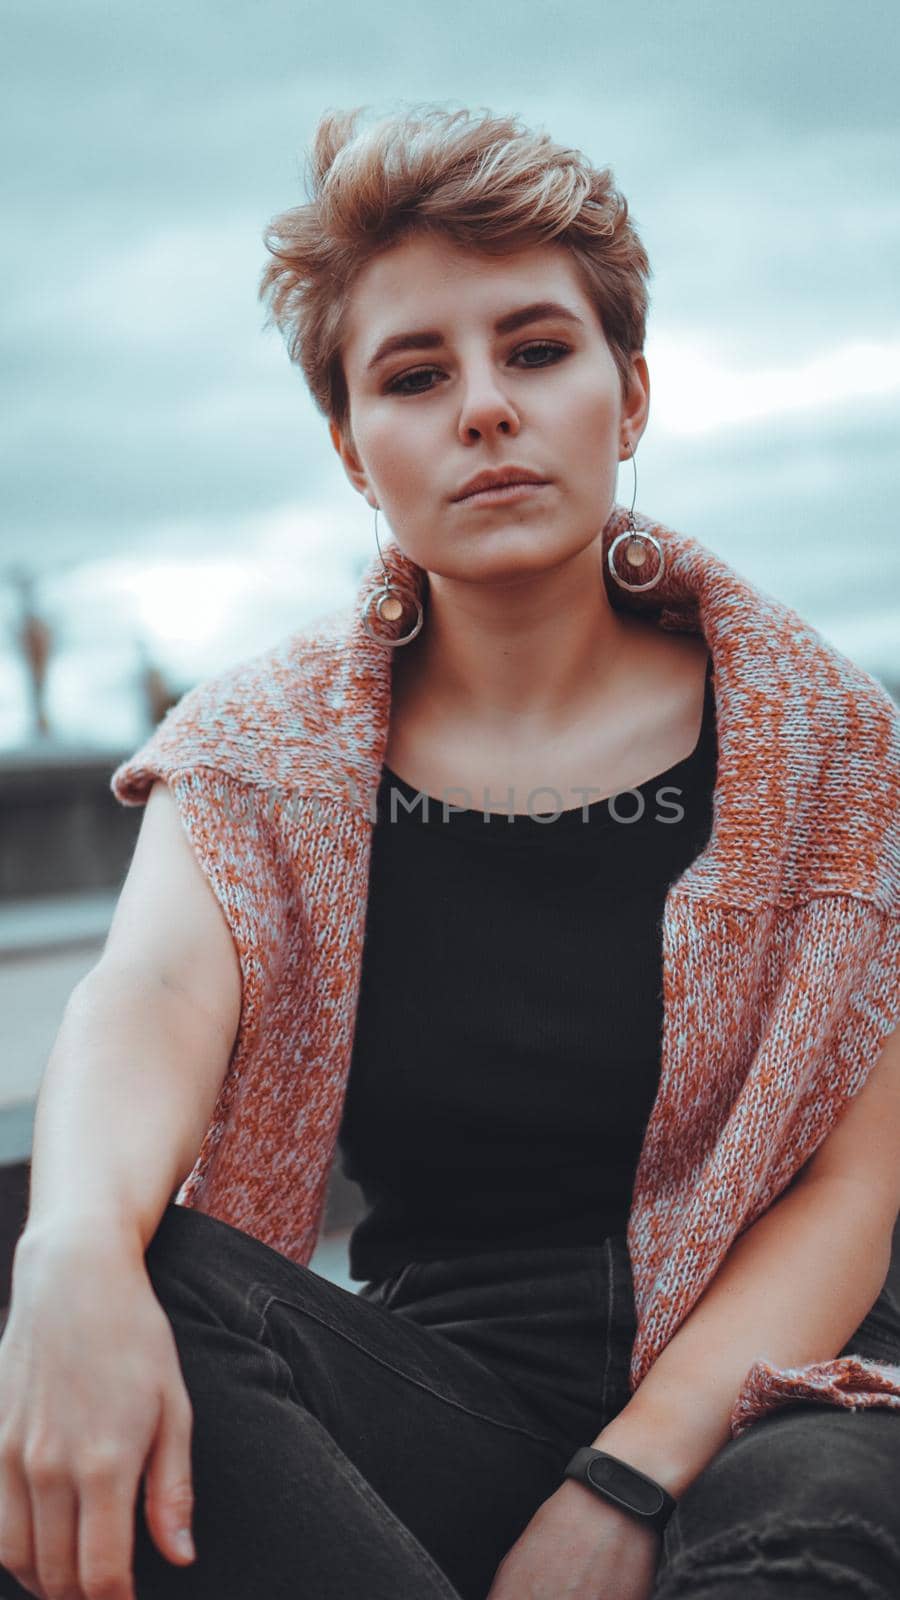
563, 1447, 677, 1536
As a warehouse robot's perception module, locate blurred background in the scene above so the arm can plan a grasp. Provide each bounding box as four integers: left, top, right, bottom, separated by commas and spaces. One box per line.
1, 0, 898, 1306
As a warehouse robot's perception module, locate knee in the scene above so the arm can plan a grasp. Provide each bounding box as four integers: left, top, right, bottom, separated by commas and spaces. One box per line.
654, 1407, 900, 1599
656, 1514, 900, 1599
717, 1407, 900, 1527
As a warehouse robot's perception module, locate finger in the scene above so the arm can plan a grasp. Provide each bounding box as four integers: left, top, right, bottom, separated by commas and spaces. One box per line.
78, 1464, 140, 1600
28, 1469, 78, 1599
0, 1452, 47, 1598
141, 1391, 196, 1566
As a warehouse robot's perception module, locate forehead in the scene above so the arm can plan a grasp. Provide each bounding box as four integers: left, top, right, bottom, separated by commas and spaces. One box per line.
341, 234, 592, 373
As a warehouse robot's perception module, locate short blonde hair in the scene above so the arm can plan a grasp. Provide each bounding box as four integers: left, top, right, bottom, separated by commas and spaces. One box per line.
258, 102, 652, 440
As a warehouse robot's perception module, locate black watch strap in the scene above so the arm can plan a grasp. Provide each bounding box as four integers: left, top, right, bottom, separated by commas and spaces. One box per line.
563, 1447, 677, 1536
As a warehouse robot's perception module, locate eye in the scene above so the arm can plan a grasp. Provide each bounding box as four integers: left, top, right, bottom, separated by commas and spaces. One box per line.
383, 339, 572, 396
512, 339, 571, 368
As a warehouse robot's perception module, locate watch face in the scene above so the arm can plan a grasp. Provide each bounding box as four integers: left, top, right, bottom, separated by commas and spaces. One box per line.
587, 1456, 665, 1516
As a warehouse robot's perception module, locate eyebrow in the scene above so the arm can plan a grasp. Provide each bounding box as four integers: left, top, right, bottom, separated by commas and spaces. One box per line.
365, 300, 586, 373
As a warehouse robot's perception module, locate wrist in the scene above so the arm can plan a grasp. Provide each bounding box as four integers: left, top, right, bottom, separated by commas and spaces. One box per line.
556, 1475, 664, 1539
561, 1446, 676, 1538
589, 1410, 693, 1500
15, 1211, 147, 1276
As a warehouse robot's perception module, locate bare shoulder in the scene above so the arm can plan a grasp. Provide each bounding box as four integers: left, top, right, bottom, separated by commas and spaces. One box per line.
642, 621, 710, 679
652, 626, 711, 713
606, 619, 712, 781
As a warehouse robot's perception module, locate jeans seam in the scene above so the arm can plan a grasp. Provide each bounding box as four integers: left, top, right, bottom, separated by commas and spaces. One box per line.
258, 1289, 568, 1453
246, 1282, 304, 1401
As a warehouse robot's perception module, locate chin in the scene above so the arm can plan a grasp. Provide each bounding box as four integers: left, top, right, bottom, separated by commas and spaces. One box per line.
431, 533, 581, 585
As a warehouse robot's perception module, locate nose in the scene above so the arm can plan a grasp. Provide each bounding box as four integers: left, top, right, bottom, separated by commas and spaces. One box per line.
456, 361, 520, 442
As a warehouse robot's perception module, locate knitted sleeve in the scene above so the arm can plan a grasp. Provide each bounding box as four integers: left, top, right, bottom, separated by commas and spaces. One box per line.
727, 907, 900, 1436
628, 670, 900, 1439
726, 682, 900, 1433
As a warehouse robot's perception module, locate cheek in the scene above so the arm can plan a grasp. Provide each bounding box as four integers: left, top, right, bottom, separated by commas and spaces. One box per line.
564, 375, 618, 436
370, 427, 434, 501
357, 406, 419, 467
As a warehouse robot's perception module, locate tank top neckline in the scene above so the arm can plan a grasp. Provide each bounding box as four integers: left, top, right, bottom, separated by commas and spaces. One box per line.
378, 652, 716, 836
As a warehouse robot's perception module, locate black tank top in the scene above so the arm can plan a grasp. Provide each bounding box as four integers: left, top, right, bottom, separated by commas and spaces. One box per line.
336, 655, 718, 1282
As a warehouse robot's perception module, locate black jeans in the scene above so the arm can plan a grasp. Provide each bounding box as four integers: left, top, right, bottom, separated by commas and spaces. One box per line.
3, 1201, 900, 1598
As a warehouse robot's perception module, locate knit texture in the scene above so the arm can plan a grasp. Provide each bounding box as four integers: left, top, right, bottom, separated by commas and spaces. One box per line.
110, 503, 900, 1438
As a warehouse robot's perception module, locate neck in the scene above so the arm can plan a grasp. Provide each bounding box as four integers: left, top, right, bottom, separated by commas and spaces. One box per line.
393, 536, 644, 733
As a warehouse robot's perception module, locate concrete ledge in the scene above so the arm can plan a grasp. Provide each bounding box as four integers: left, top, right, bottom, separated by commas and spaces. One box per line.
0, 891, 118, 961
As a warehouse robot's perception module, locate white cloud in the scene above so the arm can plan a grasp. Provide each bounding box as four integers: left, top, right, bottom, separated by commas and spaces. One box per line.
647, 334, 900, 436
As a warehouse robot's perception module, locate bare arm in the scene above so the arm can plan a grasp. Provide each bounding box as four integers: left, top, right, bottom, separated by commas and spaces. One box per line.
587, 1173, 894, 1498
0, 781, 244, 1599
586, 1016, 900, 1495
20, 778, 243, 1260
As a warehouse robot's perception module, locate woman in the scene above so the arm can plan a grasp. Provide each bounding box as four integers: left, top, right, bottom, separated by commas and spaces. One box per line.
2, 103, 900, 1600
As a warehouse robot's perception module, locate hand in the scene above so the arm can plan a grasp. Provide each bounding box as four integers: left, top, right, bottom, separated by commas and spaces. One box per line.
0, 1224, 197, 1600
485, 1478, 661, 1600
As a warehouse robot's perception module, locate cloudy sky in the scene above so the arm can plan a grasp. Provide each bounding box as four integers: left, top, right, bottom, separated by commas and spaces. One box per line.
2, 0, 898, 748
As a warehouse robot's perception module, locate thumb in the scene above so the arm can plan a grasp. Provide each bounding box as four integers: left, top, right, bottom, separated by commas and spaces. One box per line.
142, 1387, 197, 1565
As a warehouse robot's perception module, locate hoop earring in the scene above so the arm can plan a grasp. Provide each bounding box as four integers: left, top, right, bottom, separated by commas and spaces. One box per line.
362, 506, 425, 647
607, 441, 665, 592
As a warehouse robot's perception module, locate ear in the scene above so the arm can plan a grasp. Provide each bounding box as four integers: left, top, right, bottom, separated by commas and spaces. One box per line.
621, 353, 650, 450
329, 419, 376, 506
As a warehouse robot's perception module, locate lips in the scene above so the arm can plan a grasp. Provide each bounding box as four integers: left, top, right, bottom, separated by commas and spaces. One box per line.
458, 482, 546, 503
453, 469, 549, 501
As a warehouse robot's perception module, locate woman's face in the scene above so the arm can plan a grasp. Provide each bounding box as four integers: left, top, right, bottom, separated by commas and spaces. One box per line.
333, 231, 649, 586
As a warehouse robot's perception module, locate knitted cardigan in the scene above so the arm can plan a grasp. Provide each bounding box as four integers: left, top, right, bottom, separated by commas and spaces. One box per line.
110, 503, 900, 1439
